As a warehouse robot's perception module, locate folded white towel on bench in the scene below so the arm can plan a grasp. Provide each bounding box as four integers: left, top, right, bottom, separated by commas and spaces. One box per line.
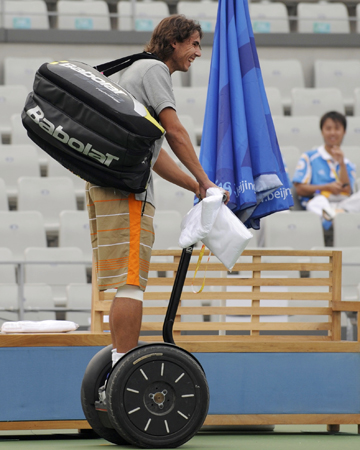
1, 320, 79, 333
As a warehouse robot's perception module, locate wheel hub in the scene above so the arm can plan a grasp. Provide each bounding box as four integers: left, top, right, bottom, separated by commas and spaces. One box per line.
150, 390, 167, 409
144, 383, 174, 415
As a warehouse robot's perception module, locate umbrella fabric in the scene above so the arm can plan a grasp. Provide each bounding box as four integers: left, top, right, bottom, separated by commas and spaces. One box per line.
199, 0, 293, 229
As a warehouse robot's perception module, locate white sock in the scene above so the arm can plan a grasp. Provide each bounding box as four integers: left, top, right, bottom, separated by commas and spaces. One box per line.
111, 348, 125, 367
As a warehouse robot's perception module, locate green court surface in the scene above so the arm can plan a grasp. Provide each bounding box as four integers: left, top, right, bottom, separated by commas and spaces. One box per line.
0, 425, 359, 450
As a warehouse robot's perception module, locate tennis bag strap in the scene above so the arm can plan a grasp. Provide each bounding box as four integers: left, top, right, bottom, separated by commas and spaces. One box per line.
95, 52, 160, 77
22, 52, 165, 193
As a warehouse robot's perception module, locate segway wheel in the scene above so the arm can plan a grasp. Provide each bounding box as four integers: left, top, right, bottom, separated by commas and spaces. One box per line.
81, 345, 128, 445
107, 343, 209, 448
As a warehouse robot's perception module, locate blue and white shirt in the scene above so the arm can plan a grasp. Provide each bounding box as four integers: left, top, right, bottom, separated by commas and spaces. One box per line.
292, 145, 356, 207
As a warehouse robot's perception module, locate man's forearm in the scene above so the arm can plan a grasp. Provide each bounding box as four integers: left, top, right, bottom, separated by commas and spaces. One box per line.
294, 183, 327, 197
165, 128, 208, 184
153, 148, 199, 193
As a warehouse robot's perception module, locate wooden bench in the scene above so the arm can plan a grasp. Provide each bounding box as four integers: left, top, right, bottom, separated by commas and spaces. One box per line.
0, 248, 359, 433
92, 248, 360, 433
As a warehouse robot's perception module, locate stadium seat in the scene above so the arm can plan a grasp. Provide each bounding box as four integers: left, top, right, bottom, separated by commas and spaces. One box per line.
59, 210, 92, 263
0, 85, 29, 139
66, 283, 91, 329
153, 210, 183, 250
249, 1, 290, 33
0, 1, 50, 30
314, 59, 360, 111
117, 1, 169, 31
10, 114, 49, 169
172, 86, 207, 140
189, 58, 211, 88
0, 179, 9, 211
342, 116, 360, 147
291, 88, 345, 117
17, 177, 77, 234
297, 2, 350, 34
57, 0, 111, 30
23, 284, 56, 321
0, 283, 19, 324
265, 87, 284, 116
0, 145, 41, 201
10, 113, 29, 146
0, 248, 16, 284
24, 246, 87, 306
333, 213, 360, 248
260, 59, 305, 111
4, 56, 53, 92
279, 145, 301, 181
0, 283, 57, 323
47, 158, 86, 202
273, 115, 322, 154
0, 211, 47, 261
263, 211, 325, 249
177, 1, 218, 33
154, 178, 195, 219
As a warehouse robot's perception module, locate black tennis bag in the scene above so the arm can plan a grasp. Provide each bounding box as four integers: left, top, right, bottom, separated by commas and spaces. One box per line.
21, 53, 165, 193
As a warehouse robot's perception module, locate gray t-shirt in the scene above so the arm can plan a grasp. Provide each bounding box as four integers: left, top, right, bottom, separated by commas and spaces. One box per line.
118, 59, 176, 207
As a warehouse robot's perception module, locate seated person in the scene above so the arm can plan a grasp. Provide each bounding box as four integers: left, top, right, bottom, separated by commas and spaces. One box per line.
292, 111, 360, 227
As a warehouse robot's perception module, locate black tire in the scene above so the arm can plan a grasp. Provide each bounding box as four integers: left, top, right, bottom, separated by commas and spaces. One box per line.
106, 343, 209, 448
81, 344, 128, 445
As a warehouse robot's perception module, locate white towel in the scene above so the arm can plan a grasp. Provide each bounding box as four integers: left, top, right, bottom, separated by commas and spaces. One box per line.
1, 320, 79, 333
179, 188, 253, 271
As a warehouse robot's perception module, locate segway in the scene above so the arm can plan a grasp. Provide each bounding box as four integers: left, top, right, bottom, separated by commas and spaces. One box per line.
81, 245, 210, 448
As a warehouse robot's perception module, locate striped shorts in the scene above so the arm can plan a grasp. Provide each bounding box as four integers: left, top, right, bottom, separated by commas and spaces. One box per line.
86, 182, 155, 291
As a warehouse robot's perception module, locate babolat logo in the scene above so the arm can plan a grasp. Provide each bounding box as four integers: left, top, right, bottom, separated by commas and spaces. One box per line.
26, 105, 119, 167
58, 62, 126, 96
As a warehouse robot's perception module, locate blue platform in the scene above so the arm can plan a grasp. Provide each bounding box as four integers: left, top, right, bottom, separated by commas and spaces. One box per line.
1, 346, 359, 422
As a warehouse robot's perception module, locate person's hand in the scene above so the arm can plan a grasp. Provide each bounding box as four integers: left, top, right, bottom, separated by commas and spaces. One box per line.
324, 181, 343, 195
198, 179, 230, 204
330, 146, 345, 165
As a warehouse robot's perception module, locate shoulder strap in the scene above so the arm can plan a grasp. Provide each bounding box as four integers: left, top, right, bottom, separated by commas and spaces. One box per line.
95, 52, 161, 78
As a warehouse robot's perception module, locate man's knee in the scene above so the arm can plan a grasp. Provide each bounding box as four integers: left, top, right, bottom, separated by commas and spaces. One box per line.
114, 284, 144, 302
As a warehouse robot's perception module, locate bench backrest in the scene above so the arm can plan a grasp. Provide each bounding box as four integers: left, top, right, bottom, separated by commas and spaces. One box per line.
91, 248, 347, 342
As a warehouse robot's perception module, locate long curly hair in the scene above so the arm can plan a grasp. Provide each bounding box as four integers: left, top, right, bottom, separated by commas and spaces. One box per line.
144, 15, 203, 62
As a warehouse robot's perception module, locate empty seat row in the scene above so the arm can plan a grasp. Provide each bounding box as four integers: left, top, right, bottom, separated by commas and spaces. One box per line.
0, 0, 171, 31
0, 142, 86, 196
273, 115, 360, 153
0, 210, 92, 260
0, 245, 89, 307
0, 1, 216, 32
1, 57, 360, 137
260, 211, 360, 248
3, 1, 360, 33
0, 281, 91, 329
3, 86, 360, 160
0, 206, 188, 262
1, 114, 359, 182
249, 1, 354, 34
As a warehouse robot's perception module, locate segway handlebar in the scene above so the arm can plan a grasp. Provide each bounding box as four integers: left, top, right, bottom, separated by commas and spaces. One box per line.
162, 189, 227, 344
162, 245, 194, 344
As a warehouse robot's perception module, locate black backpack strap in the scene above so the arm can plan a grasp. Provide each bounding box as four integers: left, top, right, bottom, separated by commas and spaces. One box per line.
95, 52, 161, 78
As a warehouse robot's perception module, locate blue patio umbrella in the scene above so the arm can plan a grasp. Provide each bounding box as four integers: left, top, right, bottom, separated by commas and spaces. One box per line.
199, 0, 293, 230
